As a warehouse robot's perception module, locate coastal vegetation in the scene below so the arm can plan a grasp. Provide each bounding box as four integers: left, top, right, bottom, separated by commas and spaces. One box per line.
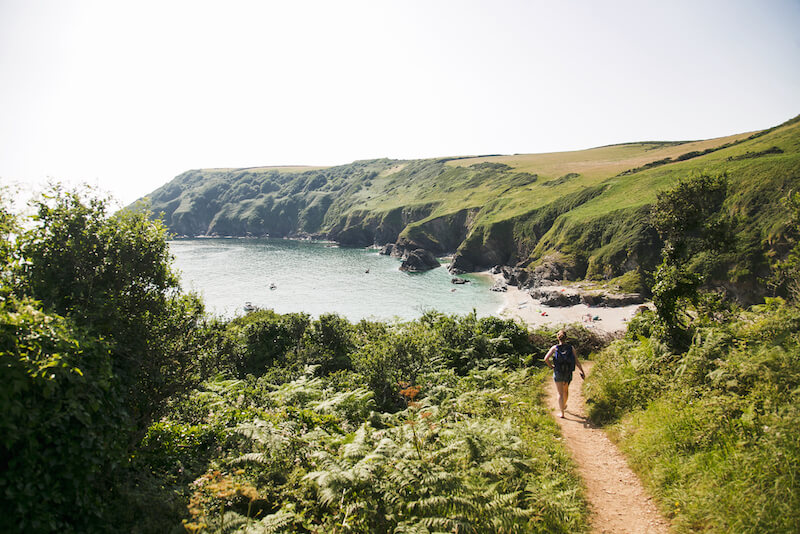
1, 187, 601, 532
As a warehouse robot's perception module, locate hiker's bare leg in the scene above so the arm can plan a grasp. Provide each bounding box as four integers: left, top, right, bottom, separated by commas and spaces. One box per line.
563, 382, 569, 411
556, 381, 567, 418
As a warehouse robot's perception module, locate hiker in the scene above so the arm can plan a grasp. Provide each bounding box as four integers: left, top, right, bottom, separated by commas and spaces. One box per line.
544, 330, 585, 418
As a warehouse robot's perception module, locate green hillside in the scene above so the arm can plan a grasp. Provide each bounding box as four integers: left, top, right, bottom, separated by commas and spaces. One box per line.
140, 115, 800, 300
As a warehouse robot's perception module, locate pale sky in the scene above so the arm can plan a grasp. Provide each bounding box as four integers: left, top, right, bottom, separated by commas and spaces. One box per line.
1, 0, 799, 206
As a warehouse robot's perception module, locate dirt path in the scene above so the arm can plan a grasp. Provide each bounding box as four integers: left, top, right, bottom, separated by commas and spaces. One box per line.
547, 361, 671, 534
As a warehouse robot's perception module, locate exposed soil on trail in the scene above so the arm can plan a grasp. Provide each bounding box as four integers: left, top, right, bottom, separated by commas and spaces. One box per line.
547, 361, 671, 534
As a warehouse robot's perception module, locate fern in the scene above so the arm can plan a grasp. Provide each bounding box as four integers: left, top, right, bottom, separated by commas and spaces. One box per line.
311, 387, 375, 424
175, 355, 585, 532
267, 374, 325, 406
250, 509, 296, 533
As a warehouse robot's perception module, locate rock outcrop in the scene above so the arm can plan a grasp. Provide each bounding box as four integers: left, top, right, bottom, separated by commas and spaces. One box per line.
490, 280, 508, 292
448, 255, 475, 274
529, 286, 645, 307
529, 287, 581, 306
399, 249, 440, 272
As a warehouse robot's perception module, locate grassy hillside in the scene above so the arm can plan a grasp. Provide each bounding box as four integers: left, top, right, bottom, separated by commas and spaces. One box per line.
140, 115, 800, 298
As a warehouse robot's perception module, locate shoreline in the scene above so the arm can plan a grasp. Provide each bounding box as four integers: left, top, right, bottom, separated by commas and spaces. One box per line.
487, 272, 647, 334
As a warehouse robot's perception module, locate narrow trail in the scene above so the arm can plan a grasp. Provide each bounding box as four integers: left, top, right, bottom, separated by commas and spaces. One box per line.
546, 361, 671, 534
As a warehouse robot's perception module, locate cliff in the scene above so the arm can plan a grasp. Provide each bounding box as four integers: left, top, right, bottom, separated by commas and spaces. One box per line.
137, 115, 800, 301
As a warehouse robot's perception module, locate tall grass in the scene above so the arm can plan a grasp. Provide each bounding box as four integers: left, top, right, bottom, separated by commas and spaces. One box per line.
585, 301, 800, 532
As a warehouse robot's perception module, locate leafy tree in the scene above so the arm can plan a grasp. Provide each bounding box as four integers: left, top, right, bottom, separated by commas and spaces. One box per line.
0, 297, 126, 532
651, 173, 730, 261
0, 188, 18, 297
771, 191, 800, 300
16, 186, 205, 434
650, 174, 731, 348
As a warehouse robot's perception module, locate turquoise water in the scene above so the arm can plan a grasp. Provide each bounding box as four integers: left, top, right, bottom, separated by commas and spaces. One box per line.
169, 238, 504, 321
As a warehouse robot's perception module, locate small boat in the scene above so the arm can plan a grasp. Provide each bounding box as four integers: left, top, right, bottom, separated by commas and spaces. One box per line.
365, 269, 370, 274
243, 302, 256, 312
269, 283, 277, 290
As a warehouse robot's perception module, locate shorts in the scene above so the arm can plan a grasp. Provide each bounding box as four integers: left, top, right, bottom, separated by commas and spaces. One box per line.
553, 370, 572, 384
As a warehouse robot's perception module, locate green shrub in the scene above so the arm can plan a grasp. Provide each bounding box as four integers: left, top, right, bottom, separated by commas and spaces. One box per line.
584, 337, 673, 424
0, 298, 126, 532
350, 320, 440, 410
299, 313, 355, 373
625, 309, 658, 339
138, 421, 225, 477
17, 187, 206, 431
233, 310, 310, 376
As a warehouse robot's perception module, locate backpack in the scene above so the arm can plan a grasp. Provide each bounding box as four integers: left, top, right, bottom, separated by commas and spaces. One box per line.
553, 344, 575, 375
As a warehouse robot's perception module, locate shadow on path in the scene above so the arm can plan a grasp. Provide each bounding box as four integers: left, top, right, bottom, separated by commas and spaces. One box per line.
561, 410, 598, 429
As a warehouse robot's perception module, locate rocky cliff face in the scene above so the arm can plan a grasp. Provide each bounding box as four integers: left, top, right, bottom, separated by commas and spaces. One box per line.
395, 208, 479, 254
326, 203, 440, 247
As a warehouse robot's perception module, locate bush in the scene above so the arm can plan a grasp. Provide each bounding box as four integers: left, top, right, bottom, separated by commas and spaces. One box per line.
351, 321, 440, 410
0, 298, 126, 532
421, 311, 537, 372
230, 309, 310, 376
584, 337, 672, 424
17, 187, 206, 431
625, 308, 658, 339
300, 313, 355, 373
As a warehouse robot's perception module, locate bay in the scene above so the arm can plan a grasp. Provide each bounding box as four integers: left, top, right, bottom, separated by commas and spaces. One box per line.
169, 238, 504, 321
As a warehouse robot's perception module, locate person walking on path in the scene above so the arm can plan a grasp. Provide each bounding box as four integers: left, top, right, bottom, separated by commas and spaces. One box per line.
544, 330, 585, 418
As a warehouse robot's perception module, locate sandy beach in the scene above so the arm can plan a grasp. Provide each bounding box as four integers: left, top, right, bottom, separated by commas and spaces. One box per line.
489, 274, 649, 334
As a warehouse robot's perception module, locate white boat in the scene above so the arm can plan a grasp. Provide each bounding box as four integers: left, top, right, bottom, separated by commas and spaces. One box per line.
243, 302, 256, 312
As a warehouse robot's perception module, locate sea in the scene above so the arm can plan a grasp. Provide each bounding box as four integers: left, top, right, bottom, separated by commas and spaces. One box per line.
169, 238, 505, 322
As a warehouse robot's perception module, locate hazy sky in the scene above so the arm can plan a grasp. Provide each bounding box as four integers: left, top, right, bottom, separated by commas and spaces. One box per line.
2, 0, 799, 205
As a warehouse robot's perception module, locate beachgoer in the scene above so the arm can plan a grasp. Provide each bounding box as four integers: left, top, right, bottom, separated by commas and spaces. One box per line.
543, 330, 585, 418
